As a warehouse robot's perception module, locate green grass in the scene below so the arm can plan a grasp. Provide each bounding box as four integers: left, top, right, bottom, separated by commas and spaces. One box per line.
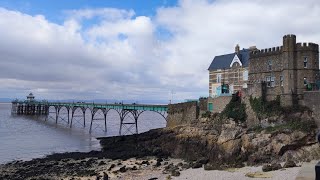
250, 120, 317, 133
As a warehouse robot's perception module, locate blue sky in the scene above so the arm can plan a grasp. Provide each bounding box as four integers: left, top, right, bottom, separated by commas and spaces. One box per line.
0, 0, 319, 102
0, 0, 178, 24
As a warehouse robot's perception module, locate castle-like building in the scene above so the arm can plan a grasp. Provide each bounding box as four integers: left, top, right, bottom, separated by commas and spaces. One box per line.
208, 34, 320, 106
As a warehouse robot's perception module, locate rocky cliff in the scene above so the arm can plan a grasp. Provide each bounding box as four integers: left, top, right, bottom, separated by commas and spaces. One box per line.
100, 111, 319, 168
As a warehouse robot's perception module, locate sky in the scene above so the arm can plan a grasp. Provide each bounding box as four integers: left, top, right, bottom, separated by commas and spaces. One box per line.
0, 0, 320, 102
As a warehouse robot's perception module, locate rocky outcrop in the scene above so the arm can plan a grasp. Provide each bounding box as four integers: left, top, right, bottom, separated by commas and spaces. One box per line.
98, 116, 319, 169
1, 110, 318, 179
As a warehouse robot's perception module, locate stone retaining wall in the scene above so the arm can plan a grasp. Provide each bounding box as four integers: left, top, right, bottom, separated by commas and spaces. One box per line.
303, 91, 320, 127
208, 96, 232, 113
167, 101, 199, 127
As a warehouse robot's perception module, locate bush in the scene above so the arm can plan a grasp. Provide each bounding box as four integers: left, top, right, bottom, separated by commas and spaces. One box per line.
221, 93, 247, 123
201, 111, 211, 118
249, 96, 282, 118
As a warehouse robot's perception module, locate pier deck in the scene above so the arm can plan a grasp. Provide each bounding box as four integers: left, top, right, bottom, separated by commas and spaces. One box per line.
11, 100, 168, 135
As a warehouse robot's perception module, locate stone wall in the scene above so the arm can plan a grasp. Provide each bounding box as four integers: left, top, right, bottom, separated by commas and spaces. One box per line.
166, 101, 199, 127
303, 91, 320, 127
208, 96, 232, 113
198, 98, 208, 115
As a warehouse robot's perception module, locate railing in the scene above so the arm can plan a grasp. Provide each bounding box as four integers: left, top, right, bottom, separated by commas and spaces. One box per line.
11, 100, 168, 111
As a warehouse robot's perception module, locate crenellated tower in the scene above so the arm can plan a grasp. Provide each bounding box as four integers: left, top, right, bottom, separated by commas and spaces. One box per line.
247, 34, 319, 107
281, 34, 297, 106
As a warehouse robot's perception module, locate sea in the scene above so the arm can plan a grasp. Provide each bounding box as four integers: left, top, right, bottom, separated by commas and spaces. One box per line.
0, 103, 167, 164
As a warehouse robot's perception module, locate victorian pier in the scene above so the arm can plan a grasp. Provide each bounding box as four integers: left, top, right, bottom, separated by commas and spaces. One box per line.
11, 93, 168, 135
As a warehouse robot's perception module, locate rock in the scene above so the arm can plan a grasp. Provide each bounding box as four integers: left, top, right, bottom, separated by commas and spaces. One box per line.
132, 166, 138, 170
148, 178, 158, 180
98, 161, 106, 166
283, 160, 296, 168
245, 172, 272, 178
171, 170, 180, 177
156, 158, 163, 163
219, 139, 241, 155
119, 166, 127, 173
197, 158, 209, 165
204, 163, 221, 170
181, 163, 190, 169
103, 172, 109, 180
262, 163, 282, 172
217, 126, 242, 144
155, 161, 161, 167
192, 162, 202, 169
108, 164, 115, 171
141, 160, 150, 165
177, 162, 183, 166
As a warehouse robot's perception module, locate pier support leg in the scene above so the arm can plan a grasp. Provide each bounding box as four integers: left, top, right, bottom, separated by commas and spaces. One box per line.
70, 112, 74, 128
83, 111, 86, 128
55, 108, 58, 124
104, 114, 107, 132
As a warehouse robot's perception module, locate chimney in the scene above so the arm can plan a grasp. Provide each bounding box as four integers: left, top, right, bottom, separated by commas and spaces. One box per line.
235, 44, 240, 53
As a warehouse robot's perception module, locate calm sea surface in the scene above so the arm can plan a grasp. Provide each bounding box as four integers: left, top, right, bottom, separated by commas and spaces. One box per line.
0, 103, 166, 164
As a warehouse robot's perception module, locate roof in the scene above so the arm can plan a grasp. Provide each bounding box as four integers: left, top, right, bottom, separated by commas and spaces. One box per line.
208, 49, 250, 71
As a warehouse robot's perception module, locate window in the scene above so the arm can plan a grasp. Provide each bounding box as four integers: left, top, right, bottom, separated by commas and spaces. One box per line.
243, 70, 248, 81
304, 77, 307, 86
271, 76, 275, 87
266, 76, 271, 87
304, 57, 308, 68
266, 76, 275, 87
280, 75, 284, 87
217, 74, 222, 83
268, 60, 272, 71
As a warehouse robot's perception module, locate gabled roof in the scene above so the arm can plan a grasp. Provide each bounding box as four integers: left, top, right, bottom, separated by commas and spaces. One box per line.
208, 49, 250, 71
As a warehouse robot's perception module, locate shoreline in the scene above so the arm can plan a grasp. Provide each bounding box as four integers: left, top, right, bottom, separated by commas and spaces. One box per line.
1, 115, 319, 179
0, 151, 305, 180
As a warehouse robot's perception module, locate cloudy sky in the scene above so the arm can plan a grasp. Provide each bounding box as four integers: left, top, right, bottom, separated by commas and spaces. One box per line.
0, 0, 320, 102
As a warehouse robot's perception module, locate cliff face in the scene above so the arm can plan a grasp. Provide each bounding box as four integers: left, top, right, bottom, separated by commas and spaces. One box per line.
99, 113, 319, 168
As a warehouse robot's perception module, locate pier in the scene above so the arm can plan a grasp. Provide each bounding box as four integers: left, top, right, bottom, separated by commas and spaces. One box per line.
11, 96, 168, 135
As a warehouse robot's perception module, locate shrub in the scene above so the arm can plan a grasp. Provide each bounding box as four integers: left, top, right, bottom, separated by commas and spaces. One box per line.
249, 96, 282, 118
221, 93, 247, 123
201, 111, 211, 118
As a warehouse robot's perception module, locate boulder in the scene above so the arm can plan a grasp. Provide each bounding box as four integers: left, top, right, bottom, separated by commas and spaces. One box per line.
191, 162, 202, 169
171, 170, 180, 177
283, 160, 296, 168
222, 139, 241, 155
204, 163, 221, 170
262, 163, 282, 172
217, 127, 241, 144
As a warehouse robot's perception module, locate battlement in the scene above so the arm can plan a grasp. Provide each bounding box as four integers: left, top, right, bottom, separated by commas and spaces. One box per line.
250, 46, 282, 57
283, 34, 296, 39
296, 42, 319, 51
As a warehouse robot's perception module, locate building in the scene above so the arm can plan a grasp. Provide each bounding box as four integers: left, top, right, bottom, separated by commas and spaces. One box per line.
208, 34, 320, 107
27, 93, 35, 102
208, 45, 253, 97
248, 34, 319, 106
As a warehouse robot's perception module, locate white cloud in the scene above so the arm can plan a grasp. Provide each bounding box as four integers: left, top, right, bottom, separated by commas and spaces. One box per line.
0, 0, 320, 101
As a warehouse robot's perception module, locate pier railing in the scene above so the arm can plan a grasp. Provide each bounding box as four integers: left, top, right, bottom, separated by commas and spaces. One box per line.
11, 100, 168, 135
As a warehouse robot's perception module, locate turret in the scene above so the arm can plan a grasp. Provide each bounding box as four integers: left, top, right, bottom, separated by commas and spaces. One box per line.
281, 34, 297, 106
283, 34, 296, 52
235, 44, 240, 54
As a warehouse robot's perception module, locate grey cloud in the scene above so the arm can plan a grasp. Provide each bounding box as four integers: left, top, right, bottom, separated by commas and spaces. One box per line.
1, 1, 320, 101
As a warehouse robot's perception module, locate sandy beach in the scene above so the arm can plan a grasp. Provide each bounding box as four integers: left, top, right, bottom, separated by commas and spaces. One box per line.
173, 165, 301, 180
